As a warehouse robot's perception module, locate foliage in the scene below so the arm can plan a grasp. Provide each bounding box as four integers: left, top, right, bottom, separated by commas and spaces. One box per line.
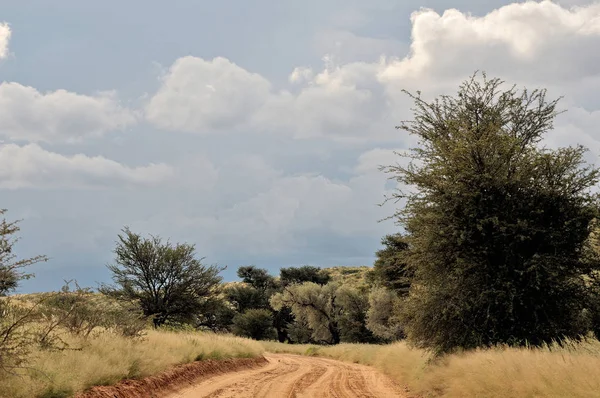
368, 234, 412, 295
383, 73, 600, 354
0, 209, 48, 296
195, 297, 236, 333
100, 228, 223, 327
0, 297, 40, 373
237, 266, 278, 293
286, 315, 313, 344
231, 309, 277, 340
42, 281, 146, 339
365, 287, 404, 341
280, 265, 330, 286
336, 285, 378, 343
271, 282, 374, 344
0, 209, 48, 374
225, 283, 270, 312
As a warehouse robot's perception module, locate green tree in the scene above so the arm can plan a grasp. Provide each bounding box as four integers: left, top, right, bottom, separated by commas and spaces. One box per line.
231, 309, 277, 340
384, 73, 600, 354
280, 265, 331, 286
225, 284, 269, 313
100, 228, 223, 328
195, 297, 236, 333
271, 282, 374, 344
367, 234, 412, 295
233, 266, 291, 341
365, 287, 404, 341
271, 282, 342, 344
237, 266, 278, 293
336, 285, 378, 343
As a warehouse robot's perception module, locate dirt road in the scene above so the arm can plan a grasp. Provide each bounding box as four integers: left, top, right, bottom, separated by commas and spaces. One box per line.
169, 353, 405, 398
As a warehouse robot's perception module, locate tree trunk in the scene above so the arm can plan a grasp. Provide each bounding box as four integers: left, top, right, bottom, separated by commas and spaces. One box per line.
328, 321, 341, 344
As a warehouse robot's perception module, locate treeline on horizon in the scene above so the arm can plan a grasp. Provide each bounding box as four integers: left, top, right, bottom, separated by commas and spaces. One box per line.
3, 71, 600, 375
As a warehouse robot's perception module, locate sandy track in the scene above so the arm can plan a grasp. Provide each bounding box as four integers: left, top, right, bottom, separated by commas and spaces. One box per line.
169, 353, 405, 398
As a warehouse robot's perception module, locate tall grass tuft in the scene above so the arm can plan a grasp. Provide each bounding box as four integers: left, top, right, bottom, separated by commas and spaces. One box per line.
263, 338, 600, 397
0, 330, 263, 398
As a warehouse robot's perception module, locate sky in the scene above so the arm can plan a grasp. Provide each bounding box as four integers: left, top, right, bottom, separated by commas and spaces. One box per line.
1, 0, 600, 292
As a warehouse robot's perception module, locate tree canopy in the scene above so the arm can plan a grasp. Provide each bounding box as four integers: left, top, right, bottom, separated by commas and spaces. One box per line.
101, 228, 223, 327
280, 265, 331, 286
368, 234, 412, 295
384, 73, 600, 354
271, 282, 377, 344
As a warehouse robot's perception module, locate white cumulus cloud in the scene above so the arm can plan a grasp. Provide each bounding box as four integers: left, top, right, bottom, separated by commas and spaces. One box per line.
0, 143, 172, 189
0, 83, 137, 143
380, 1, 600, 83
0, 22, 10, 59
146, 56, 272, 133
146, 1, 600, 145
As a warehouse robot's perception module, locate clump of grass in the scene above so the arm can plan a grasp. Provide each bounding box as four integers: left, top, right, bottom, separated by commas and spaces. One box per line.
0, 330, 263, 398
263, 338, 600, 397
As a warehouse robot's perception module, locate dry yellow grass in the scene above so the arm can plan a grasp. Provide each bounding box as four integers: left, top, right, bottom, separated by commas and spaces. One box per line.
263, 338, 600, 397
0, 330, 263, 398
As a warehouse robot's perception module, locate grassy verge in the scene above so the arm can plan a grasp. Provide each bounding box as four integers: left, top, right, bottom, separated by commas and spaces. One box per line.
0, 330, 263, 398
262, 338, 600, 397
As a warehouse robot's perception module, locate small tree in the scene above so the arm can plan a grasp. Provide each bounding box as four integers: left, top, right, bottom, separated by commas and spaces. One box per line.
101, 228, 223, 327
231, 309, 277, 340
385, 73, 600, 354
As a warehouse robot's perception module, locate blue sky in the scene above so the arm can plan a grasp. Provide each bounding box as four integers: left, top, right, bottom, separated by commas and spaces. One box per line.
1, 0, 599, 292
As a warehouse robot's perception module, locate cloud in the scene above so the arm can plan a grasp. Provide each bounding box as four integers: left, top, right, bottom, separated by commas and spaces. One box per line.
0, 83, 137, 143
354, 148, 405, 175
9, 1, 600, 289
313, 29, 405, 64
146, 1, 600, 143
129, 150, 401, 258
0, 22, 10, 59
145, 56, 272, 133
380, 1, 600, 83
253, 58, 394, 141
146, 54, 395, 142
0, 143, 173, 189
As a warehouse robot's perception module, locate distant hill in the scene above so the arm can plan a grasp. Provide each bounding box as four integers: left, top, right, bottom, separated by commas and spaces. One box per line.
324, 266, 372, 290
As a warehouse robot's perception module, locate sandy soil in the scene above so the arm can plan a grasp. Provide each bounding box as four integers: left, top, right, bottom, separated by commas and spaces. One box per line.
169, 353, 406, 398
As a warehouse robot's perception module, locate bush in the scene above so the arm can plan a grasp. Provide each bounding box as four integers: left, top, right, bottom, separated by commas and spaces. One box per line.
232, 309, 277, 341
40, 281, 147, 340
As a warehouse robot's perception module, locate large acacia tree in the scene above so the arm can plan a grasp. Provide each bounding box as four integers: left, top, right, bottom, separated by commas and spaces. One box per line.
101, 228, 223, 327
385, 73, 600, 354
